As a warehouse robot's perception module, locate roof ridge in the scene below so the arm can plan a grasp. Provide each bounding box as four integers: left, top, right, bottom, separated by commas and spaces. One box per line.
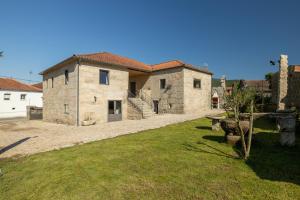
152, 59, 184, 66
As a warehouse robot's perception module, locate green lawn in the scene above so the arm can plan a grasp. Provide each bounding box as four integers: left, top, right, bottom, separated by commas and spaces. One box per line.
0, 117, 299, 200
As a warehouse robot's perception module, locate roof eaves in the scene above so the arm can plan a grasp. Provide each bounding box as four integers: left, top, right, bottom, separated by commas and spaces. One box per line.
39, 55, 78, 75
79, 57, 152, 73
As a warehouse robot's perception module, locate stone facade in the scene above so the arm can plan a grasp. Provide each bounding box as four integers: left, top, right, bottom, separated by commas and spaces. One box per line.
183, 68, 212, 113
129, 67, 212, 114
43, 62, 78, 125
43, 62, 212, 125
78, 63, 128, 124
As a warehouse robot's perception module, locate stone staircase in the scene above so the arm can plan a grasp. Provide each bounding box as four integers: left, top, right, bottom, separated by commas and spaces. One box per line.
128, 97, 155, 119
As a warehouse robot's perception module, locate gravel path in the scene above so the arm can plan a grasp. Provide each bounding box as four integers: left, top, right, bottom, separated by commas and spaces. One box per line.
0, 110, 223, 158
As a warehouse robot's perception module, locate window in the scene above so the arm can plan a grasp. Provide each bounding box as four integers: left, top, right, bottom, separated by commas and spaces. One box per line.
100, 70, 109, 85
46, 79, 48, 89
108, 101, 122, 114
4, 93, 11, 100
108, 100, 122, 122
193, 79, 201, 89
20, 94, 26, 101
65, 70, 69, 85
51, 77, 54, 88
64, 104, 69, 114
160, 79, 166, 89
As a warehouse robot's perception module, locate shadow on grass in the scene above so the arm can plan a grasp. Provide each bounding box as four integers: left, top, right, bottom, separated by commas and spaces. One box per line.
202, 135, 225, 143
195, 126, 212, 131
245, 131, 300, 185
183, 141, 239, 159
201, 121, 300, 185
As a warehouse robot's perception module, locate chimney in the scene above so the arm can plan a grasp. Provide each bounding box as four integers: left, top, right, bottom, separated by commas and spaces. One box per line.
277, 55, 288, 110
220, 75, 226, 90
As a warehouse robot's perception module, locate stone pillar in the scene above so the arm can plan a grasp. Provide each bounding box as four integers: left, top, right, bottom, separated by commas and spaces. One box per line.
277, 55, 288, 110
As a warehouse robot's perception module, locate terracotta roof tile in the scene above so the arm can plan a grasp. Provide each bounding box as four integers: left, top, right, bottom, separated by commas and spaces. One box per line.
151, 60, 184, 71
0, 78, 42, 92
77, 52, 151, 71
32, 82, 43, 89
40, 52, 213, 75
151, 60, 213, 74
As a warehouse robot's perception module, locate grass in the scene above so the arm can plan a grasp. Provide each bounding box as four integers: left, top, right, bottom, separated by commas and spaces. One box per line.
0, 117, 299, 200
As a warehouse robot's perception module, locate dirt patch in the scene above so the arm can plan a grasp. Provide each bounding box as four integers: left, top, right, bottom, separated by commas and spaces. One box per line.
10, 127, 39, 132
0, 122, 17, 131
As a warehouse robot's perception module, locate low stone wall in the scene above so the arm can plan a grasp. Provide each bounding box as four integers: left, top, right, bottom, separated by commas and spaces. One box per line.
27, 106, 43, 120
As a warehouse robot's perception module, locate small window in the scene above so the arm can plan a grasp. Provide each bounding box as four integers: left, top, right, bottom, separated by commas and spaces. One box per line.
160, 79, 166, 89
20, 94, 26, 101
65, 70, 69, 85
194, 79, 201, 89
51, 77, 54, 88
64, 104, 69, 114
4, 93, 11, 100
100, 70, 109, 85
46, 79, 48, 89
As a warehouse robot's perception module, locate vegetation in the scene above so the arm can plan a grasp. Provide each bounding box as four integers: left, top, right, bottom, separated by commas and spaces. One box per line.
223, 81, 256, 159
0, 117, 299, 199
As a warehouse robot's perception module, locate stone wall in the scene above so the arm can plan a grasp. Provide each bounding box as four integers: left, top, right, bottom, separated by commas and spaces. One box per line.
78, 63, 128, 124
149, 68, 185, 114
183, 68, 212, 113
287, 67, 300, 108
43, 62, 78, 125
271, 67, 300, 109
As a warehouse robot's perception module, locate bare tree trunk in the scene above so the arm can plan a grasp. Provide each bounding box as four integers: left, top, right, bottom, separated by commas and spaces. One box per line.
235, 105, 247, 159
245, 100, 254, 159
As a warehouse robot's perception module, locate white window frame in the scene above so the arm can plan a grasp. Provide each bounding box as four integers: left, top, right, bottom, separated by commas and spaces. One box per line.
4, 93, 11, 101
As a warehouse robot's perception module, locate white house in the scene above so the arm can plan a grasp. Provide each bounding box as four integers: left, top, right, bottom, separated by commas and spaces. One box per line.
0, 78, 43, 118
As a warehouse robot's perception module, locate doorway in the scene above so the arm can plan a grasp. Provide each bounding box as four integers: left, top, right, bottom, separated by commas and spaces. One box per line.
153, 100, 159, 114
129, 82, 136, 97
108, 100, 122, 122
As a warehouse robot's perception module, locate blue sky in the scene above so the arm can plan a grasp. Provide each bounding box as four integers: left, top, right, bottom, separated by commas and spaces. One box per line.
0, 0, 299, 82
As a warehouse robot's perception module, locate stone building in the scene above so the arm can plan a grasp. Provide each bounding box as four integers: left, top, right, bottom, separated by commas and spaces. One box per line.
271, 55, 300, 110
212, 76, 226, 109
40, 52, 213, 125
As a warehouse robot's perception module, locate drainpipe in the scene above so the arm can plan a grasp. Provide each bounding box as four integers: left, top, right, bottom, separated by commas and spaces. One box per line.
76, 59, 80, 126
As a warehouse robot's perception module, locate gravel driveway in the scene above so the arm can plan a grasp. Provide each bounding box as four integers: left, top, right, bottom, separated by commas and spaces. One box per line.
0, 110, 223, 158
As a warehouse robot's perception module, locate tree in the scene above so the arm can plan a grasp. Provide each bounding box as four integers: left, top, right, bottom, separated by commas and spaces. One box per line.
0, 51, 3, 57
223, 80, 255, 160
265, 72, 273, 90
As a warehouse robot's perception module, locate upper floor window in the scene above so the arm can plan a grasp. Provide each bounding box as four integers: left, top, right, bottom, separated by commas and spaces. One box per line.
20, 94, 26, 101
4, 93, 11, 100
160, 79, 166, 89
65, 70, 69, 85
100, 70, 109, 85
193, 79, 201, 89
51, 77, 54, 88
46, 79, 48, 89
